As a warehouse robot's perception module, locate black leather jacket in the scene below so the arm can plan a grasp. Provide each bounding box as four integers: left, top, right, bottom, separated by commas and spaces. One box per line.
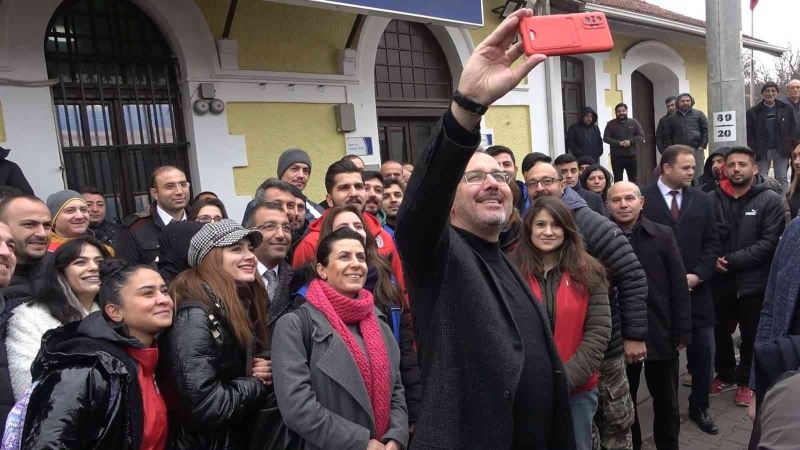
158, 295, 267, 450
21, 313, 146, 449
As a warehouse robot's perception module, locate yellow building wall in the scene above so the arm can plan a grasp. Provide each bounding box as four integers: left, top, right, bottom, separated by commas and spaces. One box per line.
194, 0, 355, 74
485, 106, 532, 168
0, 101, 5, 142
228, 103, 344, 201
604, 34, 709, 114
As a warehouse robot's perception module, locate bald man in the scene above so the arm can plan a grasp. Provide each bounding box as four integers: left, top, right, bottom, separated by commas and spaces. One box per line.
607, 181, 691, 450
0, 221, 18, 426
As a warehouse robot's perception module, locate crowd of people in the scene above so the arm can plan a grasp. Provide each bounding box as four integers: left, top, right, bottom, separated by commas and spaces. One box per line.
0, 8, 797, 450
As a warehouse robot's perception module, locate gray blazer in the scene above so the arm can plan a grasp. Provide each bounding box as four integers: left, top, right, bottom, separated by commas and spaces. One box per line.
272, 302, 409, 450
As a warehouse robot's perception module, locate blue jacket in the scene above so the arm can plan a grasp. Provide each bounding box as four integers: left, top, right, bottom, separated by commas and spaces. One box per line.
752, 218, 800, 389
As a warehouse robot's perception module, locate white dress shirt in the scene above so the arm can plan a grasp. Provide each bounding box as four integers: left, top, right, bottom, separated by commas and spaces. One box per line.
156, 204, 186, 225
657, 177, 683, 210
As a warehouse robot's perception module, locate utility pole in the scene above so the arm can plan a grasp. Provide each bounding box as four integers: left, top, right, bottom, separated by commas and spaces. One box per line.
705, 0, 747, 152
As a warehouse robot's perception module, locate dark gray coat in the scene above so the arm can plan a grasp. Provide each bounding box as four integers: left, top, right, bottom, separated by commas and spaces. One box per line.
396, 111, 574, 450
642, 184, 720, 328
561, 187, 649, 359
663, 107, 709, 150
272, 302, 408, 450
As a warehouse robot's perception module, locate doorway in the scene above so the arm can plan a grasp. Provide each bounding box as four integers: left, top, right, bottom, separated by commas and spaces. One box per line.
374, 20, 452, 163
631, 70, 656, 185
561, 56, 585, 133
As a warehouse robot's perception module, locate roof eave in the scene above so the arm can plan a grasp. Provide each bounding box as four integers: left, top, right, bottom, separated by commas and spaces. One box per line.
584, 3, 786, 57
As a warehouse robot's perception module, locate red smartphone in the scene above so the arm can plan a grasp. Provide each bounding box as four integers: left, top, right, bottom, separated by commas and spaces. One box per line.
518, 12, 614, 57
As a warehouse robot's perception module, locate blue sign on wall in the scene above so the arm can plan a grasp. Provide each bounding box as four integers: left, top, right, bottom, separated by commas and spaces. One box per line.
279, 0, 484, 27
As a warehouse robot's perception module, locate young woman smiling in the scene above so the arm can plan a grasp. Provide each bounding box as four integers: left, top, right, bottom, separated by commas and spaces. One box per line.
510, 196, 611, 450
579, 164, 614, 203
6, 236, 110, 399
273, 228, 409, 450
17, 259, 173, 449
158, 219, 270, 450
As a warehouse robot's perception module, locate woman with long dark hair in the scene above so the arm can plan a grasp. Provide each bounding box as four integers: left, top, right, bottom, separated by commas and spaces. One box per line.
6, 236, 110, 399
272, 228, 409, 450
509, 196, 610, 450
14, 260, 173, 449
158, 220, 269, 449
580, 164, 613, 203
319, 205, 421, 428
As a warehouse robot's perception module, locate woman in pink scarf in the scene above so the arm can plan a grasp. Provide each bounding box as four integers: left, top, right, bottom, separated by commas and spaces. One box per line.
272, 228, 409, 450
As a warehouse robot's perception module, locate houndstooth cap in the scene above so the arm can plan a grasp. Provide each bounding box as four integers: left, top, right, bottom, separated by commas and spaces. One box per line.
188, 219, 263, 267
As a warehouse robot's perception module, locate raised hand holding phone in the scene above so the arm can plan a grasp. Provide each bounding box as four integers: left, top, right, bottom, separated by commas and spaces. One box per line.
452, 8, 546, 130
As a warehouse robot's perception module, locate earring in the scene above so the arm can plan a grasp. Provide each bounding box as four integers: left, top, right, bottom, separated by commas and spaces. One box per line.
321, 275, 327, 280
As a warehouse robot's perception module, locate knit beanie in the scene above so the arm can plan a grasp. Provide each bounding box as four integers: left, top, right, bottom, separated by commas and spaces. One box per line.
46, 189, 85, 223
277, 148, 312, 178
761, 82, 779, 94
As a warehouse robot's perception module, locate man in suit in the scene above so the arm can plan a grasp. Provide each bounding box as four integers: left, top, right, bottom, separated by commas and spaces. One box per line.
396, 9, 574, 449
642, 145, 721, 435
246, 200, 295, 332
608, 181, 692, 450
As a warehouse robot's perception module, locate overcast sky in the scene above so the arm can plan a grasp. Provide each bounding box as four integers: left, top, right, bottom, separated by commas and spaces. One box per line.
644, 0, 798, 74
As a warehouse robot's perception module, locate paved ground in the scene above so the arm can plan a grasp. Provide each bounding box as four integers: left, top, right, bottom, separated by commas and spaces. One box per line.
635, 350, 754, 450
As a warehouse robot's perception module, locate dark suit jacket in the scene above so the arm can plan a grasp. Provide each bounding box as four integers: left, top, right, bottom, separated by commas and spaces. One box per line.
266, 261, 298, 336
624, 217, 692, 360
573, 184, 607, 216
642, 183, 720, 328
396, 111, 574, 450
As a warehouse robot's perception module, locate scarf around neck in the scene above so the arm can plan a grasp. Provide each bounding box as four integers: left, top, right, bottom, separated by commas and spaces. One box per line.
304, 278, 391, 437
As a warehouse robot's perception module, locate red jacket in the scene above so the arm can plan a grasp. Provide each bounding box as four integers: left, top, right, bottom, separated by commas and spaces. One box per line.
528, 272, 599, 393
125, 346, 168, 450
292, 210, 407, 304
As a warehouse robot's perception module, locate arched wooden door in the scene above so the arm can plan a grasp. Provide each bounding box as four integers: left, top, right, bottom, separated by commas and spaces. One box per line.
375, 20, 452, 164
45, 0, 190, 219
632, 70, 656, 185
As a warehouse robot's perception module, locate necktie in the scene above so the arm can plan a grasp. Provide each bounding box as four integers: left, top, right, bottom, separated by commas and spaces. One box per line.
669, 190, 680, 220
265, 269, 278, 301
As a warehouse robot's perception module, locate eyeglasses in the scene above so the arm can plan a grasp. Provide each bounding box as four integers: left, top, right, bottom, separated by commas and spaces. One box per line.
195, 215, 224, 224
159, 181, 190, 191
525, 177, 559, 188
462, 171, 511, 185
251, 222, 292, 235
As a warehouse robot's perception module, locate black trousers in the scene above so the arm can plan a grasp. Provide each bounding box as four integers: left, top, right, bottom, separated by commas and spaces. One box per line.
713, 280, 764, 386
687, 326, 715, 409
626, 358, 680, 450
610, 155, 637, 183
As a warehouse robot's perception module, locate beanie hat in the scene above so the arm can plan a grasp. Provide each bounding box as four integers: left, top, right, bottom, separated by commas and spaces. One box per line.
46, 189, 85, 223
188, 219, 263, 267
761, 82, 779, 94
277, 148, 312, 178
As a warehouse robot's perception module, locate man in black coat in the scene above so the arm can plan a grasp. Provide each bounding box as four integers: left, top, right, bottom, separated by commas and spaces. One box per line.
655, 96, 676, 154
0, 221, 18, 427
608, 181, 692, 450
710, 146, 786, 408
554, 153, 606, 216
746, 81, 797, 192
0, 194, 51, 301
395, 9, 574, 449
642, 145, 721, 435
116, 166, 189, 265
0, 146, 33, 195
525, 161, 648, 449
566, 106, 604, 161
663, 93, 709, 180
603, 103, 645, 183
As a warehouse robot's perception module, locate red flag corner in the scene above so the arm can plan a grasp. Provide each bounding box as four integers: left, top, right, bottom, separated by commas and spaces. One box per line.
750, 0, 758, 10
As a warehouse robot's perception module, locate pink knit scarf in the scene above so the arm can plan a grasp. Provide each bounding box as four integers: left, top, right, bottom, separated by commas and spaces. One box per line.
305, 279, 391, 437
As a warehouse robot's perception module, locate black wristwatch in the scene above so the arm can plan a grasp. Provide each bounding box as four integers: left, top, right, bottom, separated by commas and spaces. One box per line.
452, 90, 488, 116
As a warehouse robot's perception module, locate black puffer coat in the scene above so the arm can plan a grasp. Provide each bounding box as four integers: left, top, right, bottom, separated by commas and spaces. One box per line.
158, 295, 267, 450
566, 107, 604, 161
21, 313, 146, 449
711, 174, 787, 297
561, 187, 649, 359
